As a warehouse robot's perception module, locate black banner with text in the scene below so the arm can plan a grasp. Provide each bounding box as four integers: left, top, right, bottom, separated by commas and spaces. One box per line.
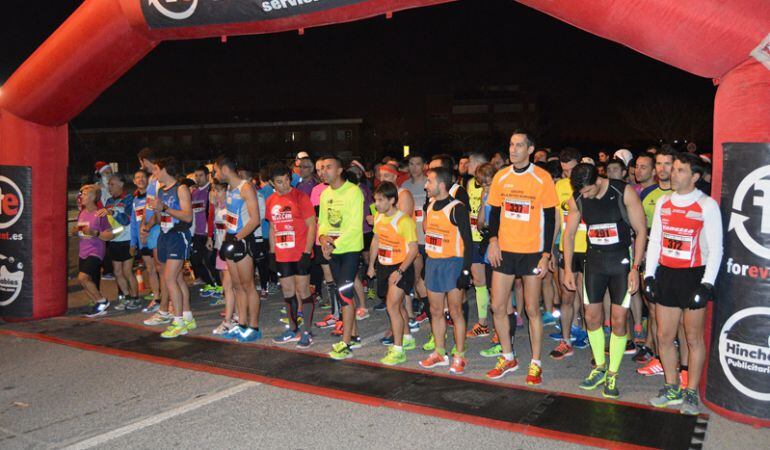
0, 165, 33, 318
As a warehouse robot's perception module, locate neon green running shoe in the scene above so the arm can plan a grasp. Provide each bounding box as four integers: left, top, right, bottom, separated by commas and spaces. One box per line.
480, 343, 503, 358
329, 341, 352, 360
160, 320, 188, 339
579, 368, 607, 390
185, 318, 197, 331
380, 347, 407, 366
403, 335, 416, 351
422, 333, 435, 351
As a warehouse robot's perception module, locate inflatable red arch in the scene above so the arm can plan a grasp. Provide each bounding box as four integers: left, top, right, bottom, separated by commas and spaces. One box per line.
0, 0, 768, 425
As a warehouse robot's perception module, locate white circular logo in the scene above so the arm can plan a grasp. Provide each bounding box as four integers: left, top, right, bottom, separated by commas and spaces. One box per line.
728, 165, 770, 259
0, 254, 24, 307
0, 175, 24, 230
718, 306, 770, 401
148, 0, 199, 20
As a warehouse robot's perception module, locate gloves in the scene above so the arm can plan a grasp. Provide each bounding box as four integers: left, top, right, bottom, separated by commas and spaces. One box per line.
643, 276, 658, 302
268, 253, 279, 275
456, 269, 472, 290
298, 252, 313, 272
688, 283, 713, 309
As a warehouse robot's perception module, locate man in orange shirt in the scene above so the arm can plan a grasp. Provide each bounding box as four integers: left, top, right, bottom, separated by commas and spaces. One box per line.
485, 131, 559, 385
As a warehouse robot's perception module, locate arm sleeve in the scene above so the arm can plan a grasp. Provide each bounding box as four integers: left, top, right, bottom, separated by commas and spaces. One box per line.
543, 207, 555, 253
451, 203, 473, 270
488, 206, 501, 238
644, 199, 665, 277
701, 198, 724, 285
456, 187, 470, 207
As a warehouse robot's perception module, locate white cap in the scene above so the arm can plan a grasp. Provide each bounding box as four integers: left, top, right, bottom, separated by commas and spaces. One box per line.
296, 151, 310, 160
581, 156, 595, 166
613, 149, 633, 166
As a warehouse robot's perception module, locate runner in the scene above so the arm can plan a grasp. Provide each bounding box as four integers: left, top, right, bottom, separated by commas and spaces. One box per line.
317, 156, 365, 360
562, 163, 647, 398
465, 152, 492, 338
647, 152, 722, 415
208, 181, 238, 336
72, 184, 114, 317
550, 148, 588, 360
129, 169, 161, 308
150, 157, 195, 339
638, 147, 676, 377
266, 165, 317, 348
190, 166, 219, 296
103, 174, 139, 310
418, 167, 473, 374
367, 181, 419, 365
214, 156, 263, 342
295, 156, 318, 197
311, 159, 338, 325
485, 131, 558, 385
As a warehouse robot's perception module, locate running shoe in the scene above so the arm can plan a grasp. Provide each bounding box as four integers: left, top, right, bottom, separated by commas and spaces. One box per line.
329, 341, 352, 360
415, 312, 428, 323
603, 373, 620, 399
449, 356, 466, 374
143, 293, 157, 302
466, 322, 490, 338
319, 298, 331, 310
403, 335, 417, 351
185, 318, 197, 331
349, 335, 362, 349
273, 329, 300, 344
542, 311, 557, 326
209, 297, 225, 307
331, 320, 344, 337
548, 330, 574, 342
579, 368, 607, 390
221, 325, 244, 340
637, 357, 664, 376
419, 352, 449, 369
480, 343, 503, 358
356, 307, 370, 320
633, 345, 654, 363
199, 284, 216, 297
625, 339, 637, 355
422, 333, 435, 351
679, 369, 689, 390
212, 322, 234, 335
101, 273, 116, 280
143, 312, 171, 326
649, 384, 683, 407
142, 300, 159, 314
237, 327, 262, 343
126, 298, 143, 310
680, 388, 700, 415
549, 340, 574, 360
267, 282, 281, 295
296, 331, 313, 349
160, 320, 187, 338
380, 347, 406, 366
408, 318, 420, 333
486, 356, 518, 379
373, 301, 387, 312
86, 301, 110, 318
315, 314, 337, 329
525, 363, 543, 385
113, 298, 129, 311
381, 334, 394, 346
366, 287, 377, 301
573, 336, 589, 349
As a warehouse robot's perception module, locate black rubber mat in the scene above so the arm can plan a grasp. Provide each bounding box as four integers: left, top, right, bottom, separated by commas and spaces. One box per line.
4, 318, 708, 449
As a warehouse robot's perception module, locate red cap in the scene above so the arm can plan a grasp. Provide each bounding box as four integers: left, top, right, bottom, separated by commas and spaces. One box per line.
94, 161, 111, 174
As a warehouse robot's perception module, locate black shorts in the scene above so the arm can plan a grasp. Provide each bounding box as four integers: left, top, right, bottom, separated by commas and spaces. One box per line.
107, 241, 132, 262
471, 242, 485, 265
583, 249, 632, 308
79, 256, 102, 283
375, 263, 415, 298
251, 239, 267, 263
655, 265, 707, 310
363, 232, 374, 252
313, 244, 328, 265
139, 247, 154, 257
493, 251, 541, 277
558, 252, 585, 273
220, 234, 254, 263
329, 252, 361, 305
277, 260, 311, 278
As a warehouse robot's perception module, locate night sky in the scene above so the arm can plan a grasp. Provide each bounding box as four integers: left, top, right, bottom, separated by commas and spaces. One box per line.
1, 0, 716, 149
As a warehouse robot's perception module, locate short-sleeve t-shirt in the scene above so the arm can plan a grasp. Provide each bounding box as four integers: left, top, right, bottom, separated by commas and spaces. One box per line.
373, 211, 417, 266
467, 177, 484, 243
641, 185, 671, 229
77, 209, 110, 260
265, 188, 315, 262
487, 164, 558, 253
555, 178, 587, 253
318, 181, 364, 254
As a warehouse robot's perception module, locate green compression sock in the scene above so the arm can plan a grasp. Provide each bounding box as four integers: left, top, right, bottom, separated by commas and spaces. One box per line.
588, 328, 606, 368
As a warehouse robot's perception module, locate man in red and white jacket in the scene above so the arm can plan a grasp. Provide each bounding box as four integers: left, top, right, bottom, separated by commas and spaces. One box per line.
644, 152, 723, 416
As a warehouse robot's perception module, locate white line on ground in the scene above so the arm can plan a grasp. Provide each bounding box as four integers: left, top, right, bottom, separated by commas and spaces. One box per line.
61, 382, 259, 450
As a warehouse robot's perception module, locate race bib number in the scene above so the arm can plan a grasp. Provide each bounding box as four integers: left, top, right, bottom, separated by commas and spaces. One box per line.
504, 199, 531, 221
378, 245, 394, 265
134, 205, 145, 220
425, 232, 444, 254
146, 195, 155, 211
587, 223, 619, 245
276, 230, 296, 249
662, 233, 693, 260
470, 213, 479, 232
160, 214, 174, 231
414, 209, 424, 222
225, 211, 239, 232
77, 222, 90, 238
192, 201, 205, 213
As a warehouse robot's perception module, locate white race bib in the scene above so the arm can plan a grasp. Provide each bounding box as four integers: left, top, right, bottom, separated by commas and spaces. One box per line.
587, 223, 619, 245
276, 230, 296, 249
662, 232, 693, 260
378, 245, 394, 265
504, 199, 531, 221
425, 232, 444, 254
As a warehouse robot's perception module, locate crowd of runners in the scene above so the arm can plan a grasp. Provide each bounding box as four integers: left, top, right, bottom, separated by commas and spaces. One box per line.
73, 131, 722, 416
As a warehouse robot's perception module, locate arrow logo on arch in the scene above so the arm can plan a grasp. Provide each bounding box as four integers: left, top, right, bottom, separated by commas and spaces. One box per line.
148, 0, 199, 20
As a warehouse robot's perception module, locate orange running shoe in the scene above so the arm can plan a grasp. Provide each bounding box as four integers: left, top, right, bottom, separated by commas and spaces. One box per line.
525, 362, 542, 385
449, 356, 466, 374
486, 356, 519, 379
549, 340, 574, 360
331, 320, 344, 336
637, 357, 664, 376
679, 369, 689, 389
315, 314, 337, 328
466, 322, 490, 338
491, 331, 500, 345
419, 352, 449, 369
